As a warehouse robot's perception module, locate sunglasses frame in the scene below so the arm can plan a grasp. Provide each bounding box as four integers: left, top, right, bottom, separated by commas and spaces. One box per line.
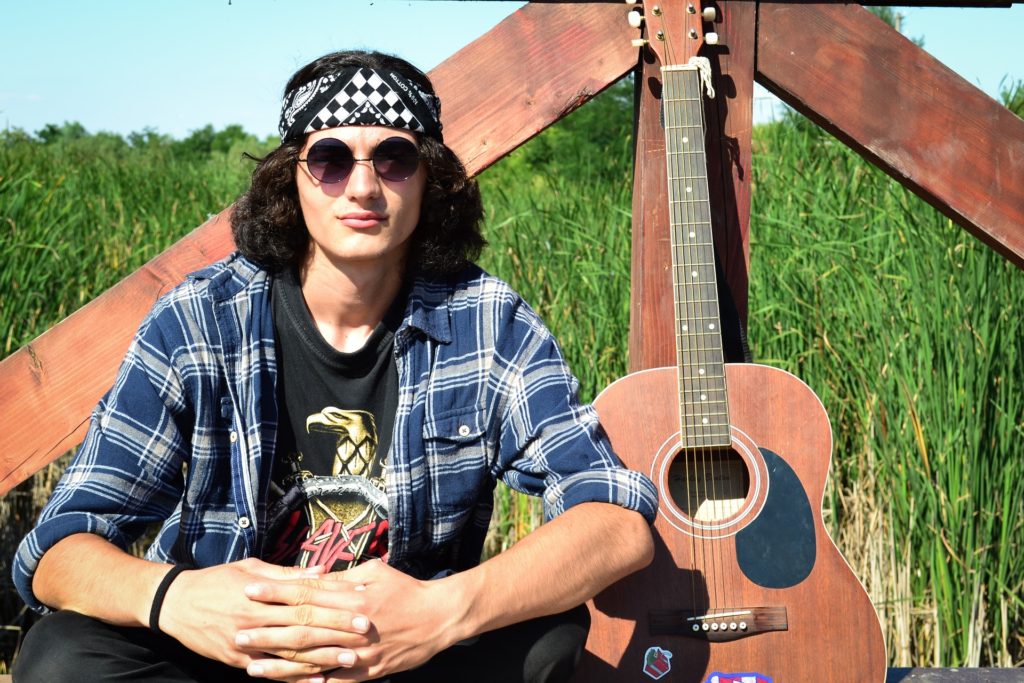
298, 136, 421, 184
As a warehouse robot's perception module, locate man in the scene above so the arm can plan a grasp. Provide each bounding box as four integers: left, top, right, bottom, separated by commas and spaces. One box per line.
13, 50, 657, 683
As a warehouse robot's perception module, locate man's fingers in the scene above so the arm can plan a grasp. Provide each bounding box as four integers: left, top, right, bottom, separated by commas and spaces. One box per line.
237, 623, 373, 654
246, 649, 367, 680
244, 579, 369, 611
241, 558, 327, 581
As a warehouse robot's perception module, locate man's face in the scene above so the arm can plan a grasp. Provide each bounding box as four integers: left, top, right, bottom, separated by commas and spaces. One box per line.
296, 125, 426, 273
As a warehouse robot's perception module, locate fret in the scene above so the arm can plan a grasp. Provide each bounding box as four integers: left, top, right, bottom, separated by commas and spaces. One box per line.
678, 376, 726, 383
676, 414, 731, 423
680, 435, 734, 450
679, 403, 729, 412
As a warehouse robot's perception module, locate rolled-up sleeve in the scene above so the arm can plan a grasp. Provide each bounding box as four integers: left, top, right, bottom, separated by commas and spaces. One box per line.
494, 301, 658, 525
13, 306, 190, 613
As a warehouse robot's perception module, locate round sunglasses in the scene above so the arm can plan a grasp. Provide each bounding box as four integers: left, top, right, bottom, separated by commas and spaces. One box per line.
299, 136, 421, 183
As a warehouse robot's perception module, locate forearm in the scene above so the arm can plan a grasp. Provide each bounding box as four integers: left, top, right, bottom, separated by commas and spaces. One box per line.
33, 532, 170, 627
445, 502, 654, 642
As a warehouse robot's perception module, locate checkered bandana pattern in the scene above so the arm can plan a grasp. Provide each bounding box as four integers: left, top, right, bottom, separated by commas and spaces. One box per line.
279, 67, 442, 143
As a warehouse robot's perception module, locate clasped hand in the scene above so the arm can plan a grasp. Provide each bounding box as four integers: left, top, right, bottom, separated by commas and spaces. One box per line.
162, 557, 459, 683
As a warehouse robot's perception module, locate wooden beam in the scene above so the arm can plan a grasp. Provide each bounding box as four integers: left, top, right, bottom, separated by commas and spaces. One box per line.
431, 2, 638, 174
628, 0, 755, 372
0, 2, 638, 495
756, 2, 1024, 269
0, 212, 236, 494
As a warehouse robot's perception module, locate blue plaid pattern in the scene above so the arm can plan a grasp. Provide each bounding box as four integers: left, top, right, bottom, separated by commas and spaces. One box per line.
14, 253, 657, 612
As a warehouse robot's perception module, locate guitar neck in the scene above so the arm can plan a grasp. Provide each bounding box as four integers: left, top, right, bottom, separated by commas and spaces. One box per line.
663, 63, 731, 449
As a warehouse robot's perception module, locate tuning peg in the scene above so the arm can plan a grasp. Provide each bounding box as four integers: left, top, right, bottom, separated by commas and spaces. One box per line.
631, 38, 648, 48
702, 7, 717, 22
705, 32, 720, 45
627, 10, 644, 28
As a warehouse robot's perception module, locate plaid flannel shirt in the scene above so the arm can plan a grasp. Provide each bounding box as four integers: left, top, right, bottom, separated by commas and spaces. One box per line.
14, 253, 657, 612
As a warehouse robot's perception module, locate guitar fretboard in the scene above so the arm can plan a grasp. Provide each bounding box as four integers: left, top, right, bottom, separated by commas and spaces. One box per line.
662, 64, 731, 449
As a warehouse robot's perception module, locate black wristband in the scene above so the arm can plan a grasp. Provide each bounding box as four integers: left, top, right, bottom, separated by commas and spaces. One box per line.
149, 564, 190, 633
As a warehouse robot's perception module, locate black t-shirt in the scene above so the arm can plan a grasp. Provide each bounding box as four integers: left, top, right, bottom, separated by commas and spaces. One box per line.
262, 267, 403, 571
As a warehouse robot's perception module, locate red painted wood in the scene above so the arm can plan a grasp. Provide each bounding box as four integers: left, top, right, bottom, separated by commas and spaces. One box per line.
628, 0, 753, 372
434, 2, 639, 175
756, 2, 1024, 269
703, 1, 754, 327
0, 2, 639, 494
0, 210, 235, 494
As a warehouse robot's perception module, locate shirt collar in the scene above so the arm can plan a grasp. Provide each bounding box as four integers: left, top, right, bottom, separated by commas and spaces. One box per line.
403, 275, 454, 344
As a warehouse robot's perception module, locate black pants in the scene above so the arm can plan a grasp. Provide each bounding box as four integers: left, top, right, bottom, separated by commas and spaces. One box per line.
14, 605, 590, 683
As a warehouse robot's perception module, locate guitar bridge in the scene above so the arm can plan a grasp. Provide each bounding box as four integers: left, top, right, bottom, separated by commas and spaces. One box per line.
649, 606, 788, 642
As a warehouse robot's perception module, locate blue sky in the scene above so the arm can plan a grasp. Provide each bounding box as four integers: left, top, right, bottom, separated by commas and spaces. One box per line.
1, 1, 1020, 139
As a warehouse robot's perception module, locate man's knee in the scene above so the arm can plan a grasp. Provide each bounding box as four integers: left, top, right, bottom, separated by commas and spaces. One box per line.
522, 604, 591, 683
14, 611, 102, 681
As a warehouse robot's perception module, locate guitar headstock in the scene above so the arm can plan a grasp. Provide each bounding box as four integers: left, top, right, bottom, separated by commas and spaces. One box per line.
627, 0, 720, 67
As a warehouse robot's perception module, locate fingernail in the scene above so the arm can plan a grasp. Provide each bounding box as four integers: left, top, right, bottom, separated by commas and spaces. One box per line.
235, 632, 250, 646
338, 650, 356, 666
244, 583, 260, 597
352, 615, 369, 631
354, 583, 367, 592
248, 663, 264, 676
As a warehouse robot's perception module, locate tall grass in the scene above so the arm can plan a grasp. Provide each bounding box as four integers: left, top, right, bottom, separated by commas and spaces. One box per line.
1, 81, 1021, 667
0, 132, 268, 354
749, 120, 1024, 665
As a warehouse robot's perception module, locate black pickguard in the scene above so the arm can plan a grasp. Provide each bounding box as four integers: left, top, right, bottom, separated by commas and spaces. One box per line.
735, 447, 816, 588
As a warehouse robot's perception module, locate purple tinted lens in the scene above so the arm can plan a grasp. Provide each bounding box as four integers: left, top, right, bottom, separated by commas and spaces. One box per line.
372, 137, 420, 181
306, 139, 355, 183
303, 137, 419, 183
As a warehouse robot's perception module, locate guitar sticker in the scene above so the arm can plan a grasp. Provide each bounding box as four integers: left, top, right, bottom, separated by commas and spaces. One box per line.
642, 646, 673, 679
705, 673, 773, 683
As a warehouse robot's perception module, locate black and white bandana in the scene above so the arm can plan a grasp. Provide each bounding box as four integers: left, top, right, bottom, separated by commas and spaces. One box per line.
279, 67, 443, 143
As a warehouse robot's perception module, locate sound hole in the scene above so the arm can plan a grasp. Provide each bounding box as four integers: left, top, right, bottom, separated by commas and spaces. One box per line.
667, 447, 750, 522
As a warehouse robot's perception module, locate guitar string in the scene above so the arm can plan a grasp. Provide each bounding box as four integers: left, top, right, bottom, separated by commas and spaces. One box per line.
684, 63, 722, 620
693, 57, 735, 620
666, 62, 715, 621
692, 54, 735, 621
673, 57, 734, 622
655, 8, 703, 626
674, 66, 709, 618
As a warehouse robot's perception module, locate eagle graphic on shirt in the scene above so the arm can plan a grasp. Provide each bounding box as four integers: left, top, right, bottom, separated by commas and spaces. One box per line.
266, 407, 389, 571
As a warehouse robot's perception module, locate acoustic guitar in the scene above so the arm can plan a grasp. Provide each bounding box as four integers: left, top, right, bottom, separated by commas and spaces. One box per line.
577, 3, 886, 681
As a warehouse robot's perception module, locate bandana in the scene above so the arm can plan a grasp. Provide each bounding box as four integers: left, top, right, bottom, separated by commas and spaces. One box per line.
279, 67, 443, 143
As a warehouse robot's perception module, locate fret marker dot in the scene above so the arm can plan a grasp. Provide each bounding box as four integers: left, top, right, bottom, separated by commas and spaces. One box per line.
682, 324, 689, 332
702, 418, 709, 425
686, 187, 693, 193
682, 136, 689, 143
701, 394, 707, 401
689, 232, 696, 238
699, 368, 706, 375
691, 270, 698, 278
709, 323, 716, 330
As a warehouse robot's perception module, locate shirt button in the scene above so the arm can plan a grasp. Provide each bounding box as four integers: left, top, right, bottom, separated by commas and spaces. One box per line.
229, 431, 238, 443
238, 516, 251, 529
458, 424, 471, 437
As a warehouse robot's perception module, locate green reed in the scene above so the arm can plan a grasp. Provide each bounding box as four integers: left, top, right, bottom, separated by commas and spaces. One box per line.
749, 121, 1023, 666
1, 88, 1022, 667
0, 133, 266, 355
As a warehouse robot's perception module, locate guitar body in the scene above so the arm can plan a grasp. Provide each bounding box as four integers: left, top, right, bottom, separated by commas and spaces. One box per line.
578, 363, 886, 682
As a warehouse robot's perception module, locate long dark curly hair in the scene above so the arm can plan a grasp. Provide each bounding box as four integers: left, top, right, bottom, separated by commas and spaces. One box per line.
231, 51, 485, 275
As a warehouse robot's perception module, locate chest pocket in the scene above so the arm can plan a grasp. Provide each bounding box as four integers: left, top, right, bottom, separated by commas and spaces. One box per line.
422, 407, 490, 511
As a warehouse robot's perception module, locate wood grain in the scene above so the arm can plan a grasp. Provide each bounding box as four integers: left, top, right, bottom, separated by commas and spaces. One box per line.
756, 2, 1024, 269
577, 363, 886, 681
